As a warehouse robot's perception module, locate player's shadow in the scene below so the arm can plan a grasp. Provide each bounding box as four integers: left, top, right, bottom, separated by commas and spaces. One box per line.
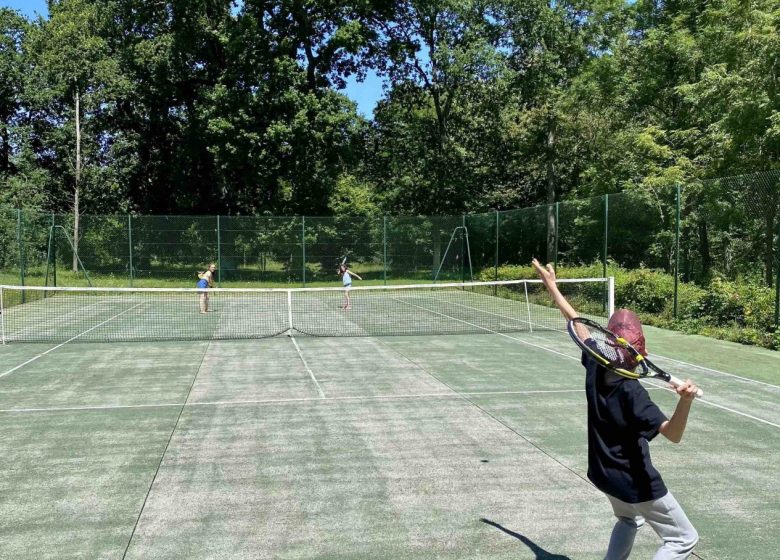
480, 518, 572, 560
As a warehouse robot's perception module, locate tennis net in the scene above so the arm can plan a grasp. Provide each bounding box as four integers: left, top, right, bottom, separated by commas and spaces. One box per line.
0, 279, 614, 343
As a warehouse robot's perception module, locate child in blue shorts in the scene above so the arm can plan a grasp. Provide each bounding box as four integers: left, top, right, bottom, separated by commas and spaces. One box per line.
197, 263, 216, 313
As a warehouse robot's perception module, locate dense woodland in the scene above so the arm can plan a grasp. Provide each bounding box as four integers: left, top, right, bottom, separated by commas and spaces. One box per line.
0, 0, 777, 218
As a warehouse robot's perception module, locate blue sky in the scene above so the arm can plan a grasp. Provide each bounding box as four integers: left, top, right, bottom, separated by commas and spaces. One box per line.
2, 0, 384, 117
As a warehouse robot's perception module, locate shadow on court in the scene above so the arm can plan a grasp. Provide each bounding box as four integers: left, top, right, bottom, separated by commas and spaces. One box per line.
481, 518, 572, 560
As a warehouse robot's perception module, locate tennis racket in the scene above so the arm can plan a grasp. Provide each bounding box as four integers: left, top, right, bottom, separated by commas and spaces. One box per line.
568, 317, 703, 398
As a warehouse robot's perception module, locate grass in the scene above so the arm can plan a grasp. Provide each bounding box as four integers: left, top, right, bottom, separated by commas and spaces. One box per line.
1, 260, 476, 289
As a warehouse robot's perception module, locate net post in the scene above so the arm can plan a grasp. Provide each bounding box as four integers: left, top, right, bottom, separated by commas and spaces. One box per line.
217, 215, 222, 286
301, 216, 306, 287
524, 280, 533, 332
607, 276, 615, 318
383, 215, 387, 286
287, 289, 294, 334
128, 214, 134, 287
674, 184, 681, 319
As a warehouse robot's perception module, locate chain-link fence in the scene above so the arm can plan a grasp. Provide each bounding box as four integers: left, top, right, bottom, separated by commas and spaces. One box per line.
2, 171, 778, 326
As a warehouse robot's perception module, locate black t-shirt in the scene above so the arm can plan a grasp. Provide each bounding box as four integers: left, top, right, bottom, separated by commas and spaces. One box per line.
582, 344, 669, 503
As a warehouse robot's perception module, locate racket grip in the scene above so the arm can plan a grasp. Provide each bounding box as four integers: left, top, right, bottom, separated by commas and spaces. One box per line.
668, 374, 704, 398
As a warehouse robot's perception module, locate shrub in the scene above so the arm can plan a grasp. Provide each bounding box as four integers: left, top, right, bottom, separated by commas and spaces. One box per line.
482, 263, 777, 350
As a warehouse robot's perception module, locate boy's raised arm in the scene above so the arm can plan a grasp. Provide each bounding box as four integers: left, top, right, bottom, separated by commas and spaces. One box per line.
531, 259, 579, 322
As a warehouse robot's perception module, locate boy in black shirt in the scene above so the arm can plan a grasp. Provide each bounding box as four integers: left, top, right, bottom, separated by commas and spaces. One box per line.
532, 259, 699, 560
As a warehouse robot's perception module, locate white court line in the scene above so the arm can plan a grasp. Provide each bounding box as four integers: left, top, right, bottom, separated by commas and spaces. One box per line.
440, 295, 780, 390
647, 354, 780, 389
290, 335, 326, 398
0, 387, 599, 414
24, 383, 779, 437
1, 402, 185, 413
396, 296, 581, 362
687, 399, 780, 429
395, 297, 780, 431
441, 295, 553, 331
11, 387, 780, 434
0, 303, 144, 380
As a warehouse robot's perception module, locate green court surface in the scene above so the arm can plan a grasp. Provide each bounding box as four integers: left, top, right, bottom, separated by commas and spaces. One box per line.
1, 326, 778, 559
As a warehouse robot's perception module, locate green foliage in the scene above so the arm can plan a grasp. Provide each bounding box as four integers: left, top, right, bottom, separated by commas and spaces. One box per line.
1, 0, 778, 219
690, 276, 778, 333
482, 262, 778, 349
0, 1, 778, 347
328, 174, 380, 217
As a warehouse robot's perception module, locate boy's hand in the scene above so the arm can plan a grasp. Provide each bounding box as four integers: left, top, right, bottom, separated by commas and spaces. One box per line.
531, 258, 578, 321
674, 380, 699, 402
531, 258, 557, 285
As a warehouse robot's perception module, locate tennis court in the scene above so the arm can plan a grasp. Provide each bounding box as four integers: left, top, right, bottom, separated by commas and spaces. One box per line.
1, 281, 778, 559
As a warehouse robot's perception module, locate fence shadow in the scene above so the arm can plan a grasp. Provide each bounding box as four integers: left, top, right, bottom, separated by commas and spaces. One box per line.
480, 518, 572, 560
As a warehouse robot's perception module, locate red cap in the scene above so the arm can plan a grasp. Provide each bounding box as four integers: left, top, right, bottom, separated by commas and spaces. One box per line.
608, 309, 647, 356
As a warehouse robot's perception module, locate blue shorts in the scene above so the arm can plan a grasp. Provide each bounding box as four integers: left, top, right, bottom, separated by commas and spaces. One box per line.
343, 283, 352, 290
197, 279, 209, 290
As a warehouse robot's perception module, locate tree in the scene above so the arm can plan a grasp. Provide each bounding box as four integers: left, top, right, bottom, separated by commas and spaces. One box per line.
365, 0, 512, 214
499, 0, 630, 261
26, 0, 126, 269
0, 9, 27, 180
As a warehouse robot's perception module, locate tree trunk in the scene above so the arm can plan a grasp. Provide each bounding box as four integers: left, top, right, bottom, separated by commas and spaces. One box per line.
698, 219, 710, 280
73, 88, 81, 273
764, 192, 778, 287
432, 233, 441, 280
545, 117, 556, 264
0, 122, 8, 174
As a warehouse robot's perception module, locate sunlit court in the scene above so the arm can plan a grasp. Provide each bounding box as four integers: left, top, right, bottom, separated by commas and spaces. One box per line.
1, 281, 778, 559
2, 0, 779, 558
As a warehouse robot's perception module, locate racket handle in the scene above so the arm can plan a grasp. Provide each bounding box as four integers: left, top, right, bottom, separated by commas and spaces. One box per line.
668, 374, 704, 398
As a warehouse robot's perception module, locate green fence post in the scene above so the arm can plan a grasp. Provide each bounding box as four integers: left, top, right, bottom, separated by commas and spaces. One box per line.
17, 209, 25, 302
674, 185, 681, 319
383, 215, 387, 285
495, 209, 499, 281
603, 195, 609, 313
44, 216, 52, 289
554, 202, 559, 271
217, 215, 222, 286
128, 214, 133, 287
603, 194, 609, 279
51, 213, 57, 287
461, 214, 466, 283
17, 209, 24, 287
302, 216, 306, 287
775, 220, 779, 328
